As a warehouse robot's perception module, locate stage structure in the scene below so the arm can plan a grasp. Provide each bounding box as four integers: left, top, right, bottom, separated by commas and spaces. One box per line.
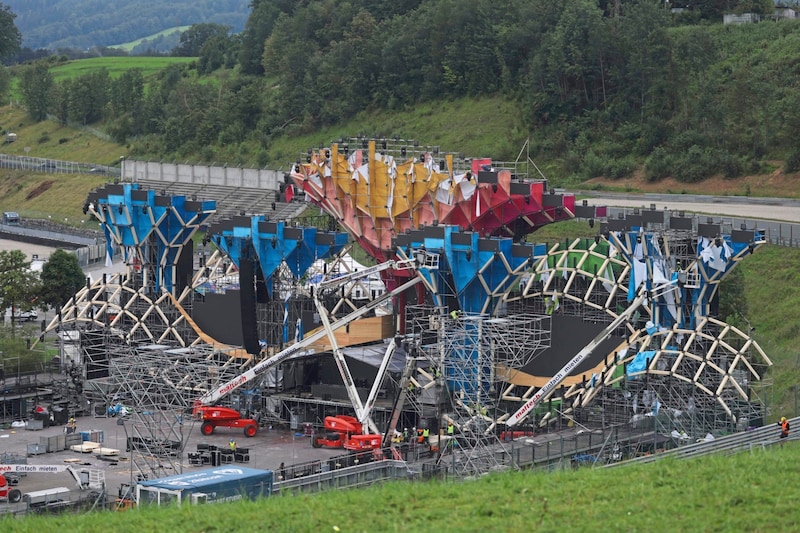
208, 216, 349, 298
288, 138, 597, 262
394, 227, 551, 476
89, 340, 250, 482
42, 139, 775, 477
85, 183, 215, 295
206, 215, 350, 352
500, 208, 772, 452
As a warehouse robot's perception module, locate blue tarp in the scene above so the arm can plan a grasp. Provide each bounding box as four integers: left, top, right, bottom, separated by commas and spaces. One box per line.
627, 350, 657, 377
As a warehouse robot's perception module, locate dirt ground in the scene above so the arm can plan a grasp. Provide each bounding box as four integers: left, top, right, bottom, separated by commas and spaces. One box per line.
584, 166, 800, 198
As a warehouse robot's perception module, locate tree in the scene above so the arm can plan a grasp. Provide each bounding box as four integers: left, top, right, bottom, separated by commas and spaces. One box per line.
173, 23, 231, 57
0, 250, 39, 327
18, 62, 53, 121
39, 249, 85, 310
0, 4, 21, 60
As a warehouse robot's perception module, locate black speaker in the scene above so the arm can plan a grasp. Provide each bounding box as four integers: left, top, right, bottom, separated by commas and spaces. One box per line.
175, 239, 193, 295
239, 258, 260, 355
255, 263, 269, 304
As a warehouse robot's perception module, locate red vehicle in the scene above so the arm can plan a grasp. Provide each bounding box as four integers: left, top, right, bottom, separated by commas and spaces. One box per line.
344, 434, 382, 452
0, 474, 22, 503
312, 415, 381, 451
193, 405, 258, 437
312, 415, 361, 448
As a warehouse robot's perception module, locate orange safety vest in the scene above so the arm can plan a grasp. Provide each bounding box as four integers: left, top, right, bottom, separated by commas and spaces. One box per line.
781, 420, 790, 436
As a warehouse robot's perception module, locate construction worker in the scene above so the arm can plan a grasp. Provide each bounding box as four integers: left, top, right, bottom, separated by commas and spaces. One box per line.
416, 427, 423, 444
65, 417, 77, 434
447, 422, 454, 436
403, 427, 409, 441
422, 427, 430, 446
450, 309, 461, 320
229, 438, 237, 452
779, 417, 790, 446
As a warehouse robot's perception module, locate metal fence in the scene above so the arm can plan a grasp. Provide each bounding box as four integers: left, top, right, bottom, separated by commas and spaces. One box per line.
0, 153, 119, 176
273, 450, 412, 495
606, 416, 800, 468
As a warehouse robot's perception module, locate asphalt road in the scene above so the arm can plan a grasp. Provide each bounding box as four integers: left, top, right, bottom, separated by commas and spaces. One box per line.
583, 195, 800, 223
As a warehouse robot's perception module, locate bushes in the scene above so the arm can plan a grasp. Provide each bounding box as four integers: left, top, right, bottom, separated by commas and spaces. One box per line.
672, 145, 711, 183
645, 147, 673, 182
654, 145, 745, 183
783, 149, 800, 173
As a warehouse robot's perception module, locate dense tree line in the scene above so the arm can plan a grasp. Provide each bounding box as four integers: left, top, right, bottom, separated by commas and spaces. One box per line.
14, 0, 800, 182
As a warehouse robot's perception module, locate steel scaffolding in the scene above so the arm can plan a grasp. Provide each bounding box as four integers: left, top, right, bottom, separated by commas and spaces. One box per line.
404, 304, 551, 476
83, 339, 253, 482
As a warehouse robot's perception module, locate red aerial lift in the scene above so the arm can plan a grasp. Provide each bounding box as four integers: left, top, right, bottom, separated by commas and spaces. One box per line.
0, 474, 22, 503
193, 258, 420, 445
193, 405, 259, 437
312, 415, 362, 448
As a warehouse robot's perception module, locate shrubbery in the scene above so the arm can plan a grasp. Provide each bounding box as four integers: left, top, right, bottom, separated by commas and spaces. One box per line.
784, 149, 800, 173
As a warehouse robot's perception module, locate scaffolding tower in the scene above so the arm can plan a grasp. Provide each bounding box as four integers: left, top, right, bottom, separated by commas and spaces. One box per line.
406, 305, 550, 477
84, 339, 252, 483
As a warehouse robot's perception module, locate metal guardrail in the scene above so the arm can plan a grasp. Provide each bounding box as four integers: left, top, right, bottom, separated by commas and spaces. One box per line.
579, 190, 800, 248
273, 458, 411, 495
0, 153, 119, 176
0, 223, 97, 247
606, 416, 799, 468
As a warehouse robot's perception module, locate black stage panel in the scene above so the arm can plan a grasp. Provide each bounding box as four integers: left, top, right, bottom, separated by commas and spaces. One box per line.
193, 291, 243, 346
521, 315, 625, 378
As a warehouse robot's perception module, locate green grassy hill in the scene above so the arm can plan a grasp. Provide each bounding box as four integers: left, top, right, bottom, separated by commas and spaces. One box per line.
2, 445, 799, 532
48, 56, 196, 82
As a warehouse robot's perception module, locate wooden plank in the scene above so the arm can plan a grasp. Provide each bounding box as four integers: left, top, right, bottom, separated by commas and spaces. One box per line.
302, 315, 394, 351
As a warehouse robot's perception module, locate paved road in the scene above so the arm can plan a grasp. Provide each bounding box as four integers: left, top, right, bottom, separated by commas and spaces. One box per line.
582, 194, 800, 223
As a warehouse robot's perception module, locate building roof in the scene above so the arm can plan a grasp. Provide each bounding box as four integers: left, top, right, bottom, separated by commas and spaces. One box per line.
138, 466, 271, 491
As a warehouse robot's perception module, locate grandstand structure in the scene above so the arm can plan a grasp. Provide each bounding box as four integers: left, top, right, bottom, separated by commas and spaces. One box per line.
120, 160, 305, 222
44, 141, 773, 479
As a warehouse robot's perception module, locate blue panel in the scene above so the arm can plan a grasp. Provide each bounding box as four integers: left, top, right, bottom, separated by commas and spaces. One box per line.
94, 183, 215, 294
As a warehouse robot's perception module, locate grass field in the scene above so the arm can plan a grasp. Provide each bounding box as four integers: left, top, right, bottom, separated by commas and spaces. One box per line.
48, 56, 196, 82
110, 26, 191, 52
0, 106, 125, 165
1, 444, 798, 532
232, 95, 530, 170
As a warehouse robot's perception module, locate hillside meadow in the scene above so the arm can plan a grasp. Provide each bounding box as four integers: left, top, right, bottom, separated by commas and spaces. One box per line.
47, 56, 196, 83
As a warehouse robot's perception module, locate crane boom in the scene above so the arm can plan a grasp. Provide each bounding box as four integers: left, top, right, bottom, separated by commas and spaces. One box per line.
197, 269, 421, 406
506, 280, 678, 427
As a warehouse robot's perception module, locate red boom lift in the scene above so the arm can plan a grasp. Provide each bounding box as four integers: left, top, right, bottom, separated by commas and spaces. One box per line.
193, 405, 258, 437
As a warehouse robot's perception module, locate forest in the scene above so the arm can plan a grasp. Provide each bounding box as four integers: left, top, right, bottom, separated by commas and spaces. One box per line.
2, 0, 250, 50
11, 0, 800, 183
